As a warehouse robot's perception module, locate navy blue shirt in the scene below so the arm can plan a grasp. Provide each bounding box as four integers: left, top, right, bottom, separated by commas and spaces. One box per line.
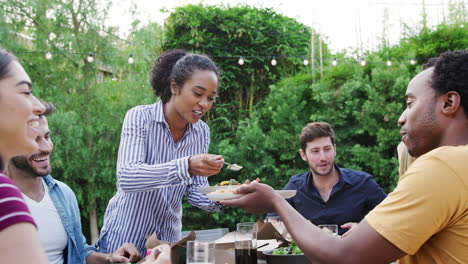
283, 166, 387, 235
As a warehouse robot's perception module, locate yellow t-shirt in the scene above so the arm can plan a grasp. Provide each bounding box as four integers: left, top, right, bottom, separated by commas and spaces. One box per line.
366, 145, 468, 264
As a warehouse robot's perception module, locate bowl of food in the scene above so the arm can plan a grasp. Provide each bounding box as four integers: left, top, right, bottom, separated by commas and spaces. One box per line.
263, 241, 311, 264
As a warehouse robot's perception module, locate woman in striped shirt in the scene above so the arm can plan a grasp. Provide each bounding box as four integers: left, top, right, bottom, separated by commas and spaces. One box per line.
0, 49, 48, 263
96, 49, 226, 255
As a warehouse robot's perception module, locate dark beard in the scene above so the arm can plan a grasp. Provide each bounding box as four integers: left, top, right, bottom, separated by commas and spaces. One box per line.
311, 163, 334, 177
10, 156, 46, 177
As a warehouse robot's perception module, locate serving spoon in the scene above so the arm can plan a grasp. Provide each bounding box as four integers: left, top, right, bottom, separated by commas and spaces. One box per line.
211, 157, 243, 171
223, 161, 243, 171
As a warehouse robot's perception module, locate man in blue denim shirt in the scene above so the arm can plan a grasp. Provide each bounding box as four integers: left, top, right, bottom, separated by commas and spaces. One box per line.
7, 102, 141, 264
281, 122, 387, 236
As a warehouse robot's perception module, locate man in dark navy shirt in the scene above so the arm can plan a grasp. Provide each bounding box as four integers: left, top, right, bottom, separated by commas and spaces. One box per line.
283, 122, 386, 236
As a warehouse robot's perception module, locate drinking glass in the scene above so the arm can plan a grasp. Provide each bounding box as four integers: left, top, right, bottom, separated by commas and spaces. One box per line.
186, 241, 215, 264
235, 222, 258, 264
318, 224, 338, 236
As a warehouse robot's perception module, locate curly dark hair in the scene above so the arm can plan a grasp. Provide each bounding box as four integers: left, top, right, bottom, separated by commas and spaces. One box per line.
422, 50, 468, 117
299, 122, 336, 151
150, 49, 220, 103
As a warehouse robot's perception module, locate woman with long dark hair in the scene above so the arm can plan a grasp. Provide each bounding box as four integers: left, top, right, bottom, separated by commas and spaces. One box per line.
0, 49, 48, 263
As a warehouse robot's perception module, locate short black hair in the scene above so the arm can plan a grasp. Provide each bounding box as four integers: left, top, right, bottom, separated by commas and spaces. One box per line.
150, 49, 220, 103
423, 50, 468, 117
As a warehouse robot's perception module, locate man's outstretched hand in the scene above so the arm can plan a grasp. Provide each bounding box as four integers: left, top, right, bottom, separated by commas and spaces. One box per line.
220, 182, 279, 214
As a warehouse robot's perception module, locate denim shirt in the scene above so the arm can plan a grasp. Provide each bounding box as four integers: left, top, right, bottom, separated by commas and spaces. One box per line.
43, 175, 95, 263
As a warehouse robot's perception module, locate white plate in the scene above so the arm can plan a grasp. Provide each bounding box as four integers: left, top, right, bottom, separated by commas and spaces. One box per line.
206, 192, 244, 201
200, 186, 297, 201
198, 185, 242, 194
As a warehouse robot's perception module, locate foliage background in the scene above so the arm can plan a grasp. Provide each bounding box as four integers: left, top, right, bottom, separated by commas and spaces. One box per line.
1, 0, 467, 241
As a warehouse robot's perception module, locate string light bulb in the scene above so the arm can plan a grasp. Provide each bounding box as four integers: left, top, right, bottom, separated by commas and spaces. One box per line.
238, 56, 244, 65
46, 9, 54, 19
271, 57, 277, 66
360, 59, 366, 67
303, 59, 309, 66
45, 52, 53, 60
332, 58, 337, 66
87, 54, 94, 63
386, 60, 392, 66
128, 54, 134, 64
49, 32, 56, 41
410, 58, 416, 65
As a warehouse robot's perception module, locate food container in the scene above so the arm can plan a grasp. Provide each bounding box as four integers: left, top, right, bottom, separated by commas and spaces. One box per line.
263, 250, 311, 264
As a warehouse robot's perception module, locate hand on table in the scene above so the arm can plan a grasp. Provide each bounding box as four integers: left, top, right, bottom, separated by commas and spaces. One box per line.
341, 222, 359, 238
109, 242, 141, 263
188, 154, 224, 176
220, 182, 279, 214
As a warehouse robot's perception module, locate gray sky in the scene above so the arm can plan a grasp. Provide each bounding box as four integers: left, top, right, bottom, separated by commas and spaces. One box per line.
107, 0, 455, 53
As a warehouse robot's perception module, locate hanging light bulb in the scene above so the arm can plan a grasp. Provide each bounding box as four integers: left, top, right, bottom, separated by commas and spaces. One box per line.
332, 58, 337, 66
49, 32, 56, 41
271, 57, 277, 66
45, 52, 53, 60
128, 54, 134, 64
410, 58, 416, 65
460, 24, 465, 28
360, 59, 366, 67
386, 60, 392, 66
238, 56, 244, 65
303, 59, 309, 66
46, 9, 54, 19
87, 54, 94, 63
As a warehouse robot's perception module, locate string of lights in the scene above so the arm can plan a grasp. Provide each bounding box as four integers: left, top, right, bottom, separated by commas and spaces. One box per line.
14, 49, 430, 67
36, 30, 317, 61
6, 0, 465, 61
17, 19, 464, 68
10, 15, 465, 69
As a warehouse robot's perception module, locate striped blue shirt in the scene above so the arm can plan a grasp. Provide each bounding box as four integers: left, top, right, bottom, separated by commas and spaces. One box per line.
95, 101, 222, 255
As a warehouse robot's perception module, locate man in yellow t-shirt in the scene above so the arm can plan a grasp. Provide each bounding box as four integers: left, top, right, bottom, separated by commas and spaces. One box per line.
221, 49, 468, 264
366, 145, 468, 263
